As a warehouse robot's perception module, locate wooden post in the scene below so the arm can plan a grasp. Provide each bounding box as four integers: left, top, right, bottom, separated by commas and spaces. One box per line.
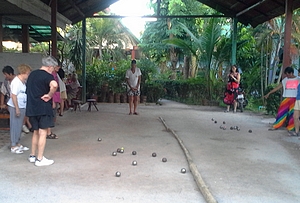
22, 25, 29, 53
51, 0, 57, 57
282, 0, 293, 74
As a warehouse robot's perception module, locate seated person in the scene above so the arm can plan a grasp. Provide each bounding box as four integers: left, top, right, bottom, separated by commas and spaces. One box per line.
66, 74, 80, 108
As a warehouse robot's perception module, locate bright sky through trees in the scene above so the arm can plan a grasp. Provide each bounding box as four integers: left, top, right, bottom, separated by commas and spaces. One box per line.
109, 0, 154, 39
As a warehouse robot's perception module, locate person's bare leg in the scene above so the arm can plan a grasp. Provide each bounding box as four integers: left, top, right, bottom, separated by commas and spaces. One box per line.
37, 128, 47, 160
60, 99, 65, 115
30, 130, 39, 156
226, 105, 230, 111
65, 100, 69, 109
294, 110, 300, 133
128, 96, 133, 114
233, 101, 237, 112
133, 96, 138, 113
25, 116, 32, 129
47, 128, 51, 136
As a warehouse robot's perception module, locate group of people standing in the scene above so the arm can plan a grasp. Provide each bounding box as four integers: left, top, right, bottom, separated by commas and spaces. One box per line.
3, 57, 141, 167
1, 56, 66, 166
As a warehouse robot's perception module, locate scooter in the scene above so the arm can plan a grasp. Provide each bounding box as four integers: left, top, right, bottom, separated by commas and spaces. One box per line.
236, 87, 248, 112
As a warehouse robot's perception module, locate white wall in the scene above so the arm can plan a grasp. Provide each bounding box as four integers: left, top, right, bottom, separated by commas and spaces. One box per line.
0, 53, 43, 81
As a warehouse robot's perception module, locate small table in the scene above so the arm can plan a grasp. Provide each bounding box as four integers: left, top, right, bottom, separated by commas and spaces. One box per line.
87, 99, 98, 111
72, 100, 84, 112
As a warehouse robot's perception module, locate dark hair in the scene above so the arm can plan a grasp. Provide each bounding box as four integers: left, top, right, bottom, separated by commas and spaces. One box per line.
284, 66, 294, 74
56, 58, 62, 67
58, 68, 65, 79
2, 66, 14, 75
230, 65, 239, 73
131, 60, 136, 64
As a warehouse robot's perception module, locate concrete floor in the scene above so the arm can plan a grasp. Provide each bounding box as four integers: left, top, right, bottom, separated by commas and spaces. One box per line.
0, 100, 300, 203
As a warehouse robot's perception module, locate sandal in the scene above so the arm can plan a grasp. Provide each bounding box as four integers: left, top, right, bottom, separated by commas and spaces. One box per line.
268, 128, 277, 131
46, 133, 58, 139
128, 112, 132, 115
288, 131, 299, 137
133, 112, 139, 115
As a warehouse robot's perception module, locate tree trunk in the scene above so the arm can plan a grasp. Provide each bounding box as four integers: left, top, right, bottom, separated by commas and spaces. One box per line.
167, 18, 178, 80
190, 55, 197, 78
183, 55, 190, 79
270, 34, 282, 84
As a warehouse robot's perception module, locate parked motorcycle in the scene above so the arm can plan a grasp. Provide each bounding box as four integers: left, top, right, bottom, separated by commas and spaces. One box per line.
236, 87, 248, 112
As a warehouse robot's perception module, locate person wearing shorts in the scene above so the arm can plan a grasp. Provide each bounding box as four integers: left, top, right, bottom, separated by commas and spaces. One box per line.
26, 56, 58, 166
125, 60, 142, 115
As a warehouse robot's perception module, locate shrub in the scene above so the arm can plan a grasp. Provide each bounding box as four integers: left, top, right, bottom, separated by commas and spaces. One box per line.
264, 84, 281, 115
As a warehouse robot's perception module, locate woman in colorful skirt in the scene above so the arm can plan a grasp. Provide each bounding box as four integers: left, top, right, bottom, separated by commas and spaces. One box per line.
264, 67, 298, 132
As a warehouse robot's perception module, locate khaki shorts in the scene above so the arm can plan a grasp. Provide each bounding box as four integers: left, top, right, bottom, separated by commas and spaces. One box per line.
60, 91, 67, 100
294, 100, 300, 110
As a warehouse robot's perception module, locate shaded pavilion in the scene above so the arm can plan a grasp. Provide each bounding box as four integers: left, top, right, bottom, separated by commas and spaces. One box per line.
1, 0, 300, 99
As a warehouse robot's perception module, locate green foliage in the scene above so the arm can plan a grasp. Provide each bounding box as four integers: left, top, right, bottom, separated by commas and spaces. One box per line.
85, 59, 129, 97
155, 77, 223, 104
143, 81, 165, 102
85, 59, 160, 99
2, 47, 19, 53
264, 84, 281, 115
30, 42, 49, 54
138, 58, 159, 95
66, 24, 84, 71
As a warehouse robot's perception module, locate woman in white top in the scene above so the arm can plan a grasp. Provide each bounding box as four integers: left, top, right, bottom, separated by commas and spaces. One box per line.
125, 60, 142, 115
7, 64, 31, 154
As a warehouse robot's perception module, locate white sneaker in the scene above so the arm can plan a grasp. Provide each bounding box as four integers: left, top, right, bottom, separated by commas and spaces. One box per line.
19, 145, 29, 151
35, 156, 54, 166
22, 125, 30, 133
28, 155, 36, 163
11, 147, 23, 154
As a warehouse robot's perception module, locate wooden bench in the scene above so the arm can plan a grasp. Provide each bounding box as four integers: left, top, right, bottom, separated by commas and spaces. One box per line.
0, 113, 10, 130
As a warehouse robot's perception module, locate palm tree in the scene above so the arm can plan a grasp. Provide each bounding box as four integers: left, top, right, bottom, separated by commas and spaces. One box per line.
65, 23, 85, 71
88, 15, 130, 61
254, 17, 285, 85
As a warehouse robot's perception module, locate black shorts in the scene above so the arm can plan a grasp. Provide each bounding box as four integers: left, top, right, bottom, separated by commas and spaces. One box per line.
29, 115, 54, 130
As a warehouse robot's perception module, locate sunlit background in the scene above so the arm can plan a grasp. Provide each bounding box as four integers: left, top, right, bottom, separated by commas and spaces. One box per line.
109, 0, 154, 39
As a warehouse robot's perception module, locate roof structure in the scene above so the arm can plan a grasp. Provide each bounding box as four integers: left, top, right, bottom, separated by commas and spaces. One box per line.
197, 0, 300, 27
2, 25, 64, 43
1, 0, 300, 42
2, 0, 300, 27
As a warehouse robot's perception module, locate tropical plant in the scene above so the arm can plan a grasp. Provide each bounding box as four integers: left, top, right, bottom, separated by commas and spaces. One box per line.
87, 14, 130, 61
65, 23, 85, 71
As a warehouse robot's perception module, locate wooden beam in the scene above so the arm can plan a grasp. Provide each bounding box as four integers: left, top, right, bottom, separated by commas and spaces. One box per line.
0, 16, 3, 53
90, 14, 228, 19
66, 0, 85, 17
51, 0, 57, 57
282, 0, 293, 72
